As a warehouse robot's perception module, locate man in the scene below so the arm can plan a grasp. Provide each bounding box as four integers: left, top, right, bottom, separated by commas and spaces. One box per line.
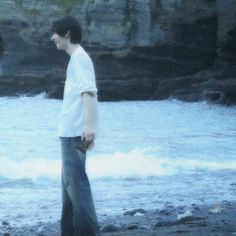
51, 15, 101, 236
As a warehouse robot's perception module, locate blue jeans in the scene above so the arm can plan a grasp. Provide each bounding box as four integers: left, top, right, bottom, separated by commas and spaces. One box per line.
60, 137, 101, 236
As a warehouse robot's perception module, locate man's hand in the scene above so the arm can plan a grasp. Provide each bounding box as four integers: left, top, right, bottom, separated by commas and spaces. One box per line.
81, 127, 95, 151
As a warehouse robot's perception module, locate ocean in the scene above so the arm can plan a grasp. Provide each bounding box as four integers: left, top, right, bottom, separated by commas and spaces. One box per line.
0, 94, 235, 226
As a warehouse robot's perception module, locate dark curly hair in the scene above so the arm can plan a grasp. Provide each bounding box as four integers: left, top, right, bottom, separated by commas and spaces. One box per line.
51, 15, 82, 44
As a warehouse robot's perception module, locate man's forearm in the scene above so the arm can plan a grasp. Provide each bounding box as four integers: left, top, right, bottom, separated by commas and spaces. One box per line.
81, 92, 97, 133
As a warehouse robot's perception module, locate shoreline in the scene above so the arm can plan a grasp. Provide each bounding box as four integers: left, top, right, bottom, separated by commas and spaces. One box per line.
1, 200, 236, 236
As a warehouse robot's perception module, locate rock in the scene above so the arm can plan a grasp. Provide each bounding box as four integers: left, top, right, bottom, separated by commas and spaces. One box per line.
222, 78, 236, 103
209, 205, 223, 214
155, 220, 177, 227
126, 224, 139, 230
178, 216, 207, 223
36, 225, 48, 235
123, 208, 146, 216
133, 212, 145, 217
191, 204, 200, 211
36, 226, 44, 233
216, 0, 236, 68
159, 209, 172, 216
1, 221, 9, 226
100, 223, 122, 233
202, 90, 226, 103
3, 233, 11, 236
177, 210, 193, 220
0, 0, 236, 104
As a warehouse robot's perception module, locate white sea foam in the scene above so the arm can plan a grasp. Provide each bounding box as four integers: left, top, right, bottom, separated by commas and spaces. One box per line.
1, 149, 236, 182
87, 149, 173, 178
0, 155, 60, 180
88, 150, 236, 178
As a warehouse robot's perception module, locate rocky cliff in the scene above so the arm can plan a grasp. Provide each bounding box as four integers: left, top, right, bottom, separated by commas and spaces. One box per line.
0, 0, 235, 104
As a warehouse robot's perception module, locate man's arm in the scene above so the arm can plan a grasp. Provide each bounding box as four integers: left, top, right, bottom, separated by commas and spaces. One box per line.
81, 91, 97, 150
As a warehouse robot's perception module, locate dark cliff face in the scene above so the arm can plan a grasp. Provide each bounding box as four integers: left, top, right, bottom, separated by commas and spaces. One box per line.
217, 0, 236, 67
0, 36, 3, 57
0, 0, 236, 104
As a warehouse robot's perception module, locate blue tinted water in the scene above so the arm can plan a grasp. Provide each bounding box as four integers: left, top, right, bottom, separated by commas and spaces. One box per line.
0, 95, 235, 225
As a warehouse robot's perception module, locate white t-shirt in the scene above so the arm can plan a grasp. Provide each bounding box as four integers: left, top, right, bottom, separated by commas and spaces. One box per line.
58, 46, 97, 137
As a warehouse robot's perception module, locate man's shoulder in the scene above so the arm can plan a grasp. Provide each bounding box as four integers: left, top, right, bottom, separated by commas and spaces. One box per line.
73, 47, 91, 62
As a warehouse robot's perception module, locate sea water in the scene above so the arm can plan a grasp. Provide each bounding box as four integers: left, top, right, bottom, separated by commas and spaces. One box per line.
0, 94, 235, 225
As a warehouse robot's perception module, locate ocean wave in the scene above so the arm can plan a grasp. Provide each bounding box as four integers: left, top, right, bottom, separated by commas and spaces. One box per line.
0, 156, 60, 181
1, 149, 236, 184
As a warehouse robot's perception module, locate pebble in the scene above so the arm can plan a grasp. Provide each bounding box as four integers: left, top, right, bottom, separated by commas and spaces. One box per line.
123, 208, 146, 216
126, 224, 138, 230
133, 212, 144, 217
2, 221, 9, 226
177, 210, 192, 220
36, 225, 47, 235
155, 220, 176, 227
100, 223, 122, 232
159, 209, 172, 216
3, 233, 11, 236
209, 205, 223, 213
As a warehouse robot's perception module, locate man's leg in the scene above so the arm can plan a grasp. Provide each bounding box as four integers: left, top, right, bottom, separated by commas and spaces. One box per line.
60, 138, 74, 236
61, 172, 74, 236
60, 137, 101, 236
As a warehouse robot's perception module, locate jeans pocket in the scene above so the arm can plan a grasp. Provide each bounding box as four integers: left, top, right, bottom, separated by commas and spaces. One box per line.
73, 136, 86, 154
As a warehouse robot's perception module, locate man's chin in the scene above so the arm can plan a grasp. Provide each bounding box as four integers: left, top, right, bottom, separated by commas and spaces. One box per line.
55, 44, 63, 50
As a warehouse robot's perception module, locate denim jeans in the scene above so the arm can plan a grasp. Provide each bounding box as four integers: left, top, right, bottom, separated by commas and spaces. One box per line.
60, 137, 101, 236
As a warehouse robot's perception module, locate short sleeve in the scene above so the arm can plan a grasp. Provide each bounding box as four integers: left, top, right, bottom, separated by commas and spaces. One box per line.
72, 52, 97, 95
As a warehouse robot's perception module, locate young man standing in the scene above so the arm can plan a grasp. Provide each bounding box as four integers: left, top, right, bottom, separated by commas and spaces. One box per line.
51, 15, 101, 236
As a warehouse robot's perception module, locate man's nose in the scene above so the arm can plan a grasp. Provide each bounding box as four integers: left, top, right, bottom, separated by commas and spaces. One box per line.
51, 34, 55, 41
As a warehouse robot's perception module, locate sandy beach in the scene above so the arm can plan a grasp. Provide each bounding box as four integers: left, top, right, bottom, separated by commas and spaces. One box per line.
1, 201, 235, 236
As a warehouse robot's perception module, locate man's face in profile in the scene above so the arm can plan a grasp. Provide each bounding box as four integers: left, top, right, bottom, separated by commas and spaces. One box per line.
51, 32, 68, 51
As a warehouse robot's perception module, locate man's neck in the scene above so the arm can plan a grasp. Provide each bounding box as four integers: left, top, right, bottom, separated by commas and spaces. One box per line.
66, 43, 80, 56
